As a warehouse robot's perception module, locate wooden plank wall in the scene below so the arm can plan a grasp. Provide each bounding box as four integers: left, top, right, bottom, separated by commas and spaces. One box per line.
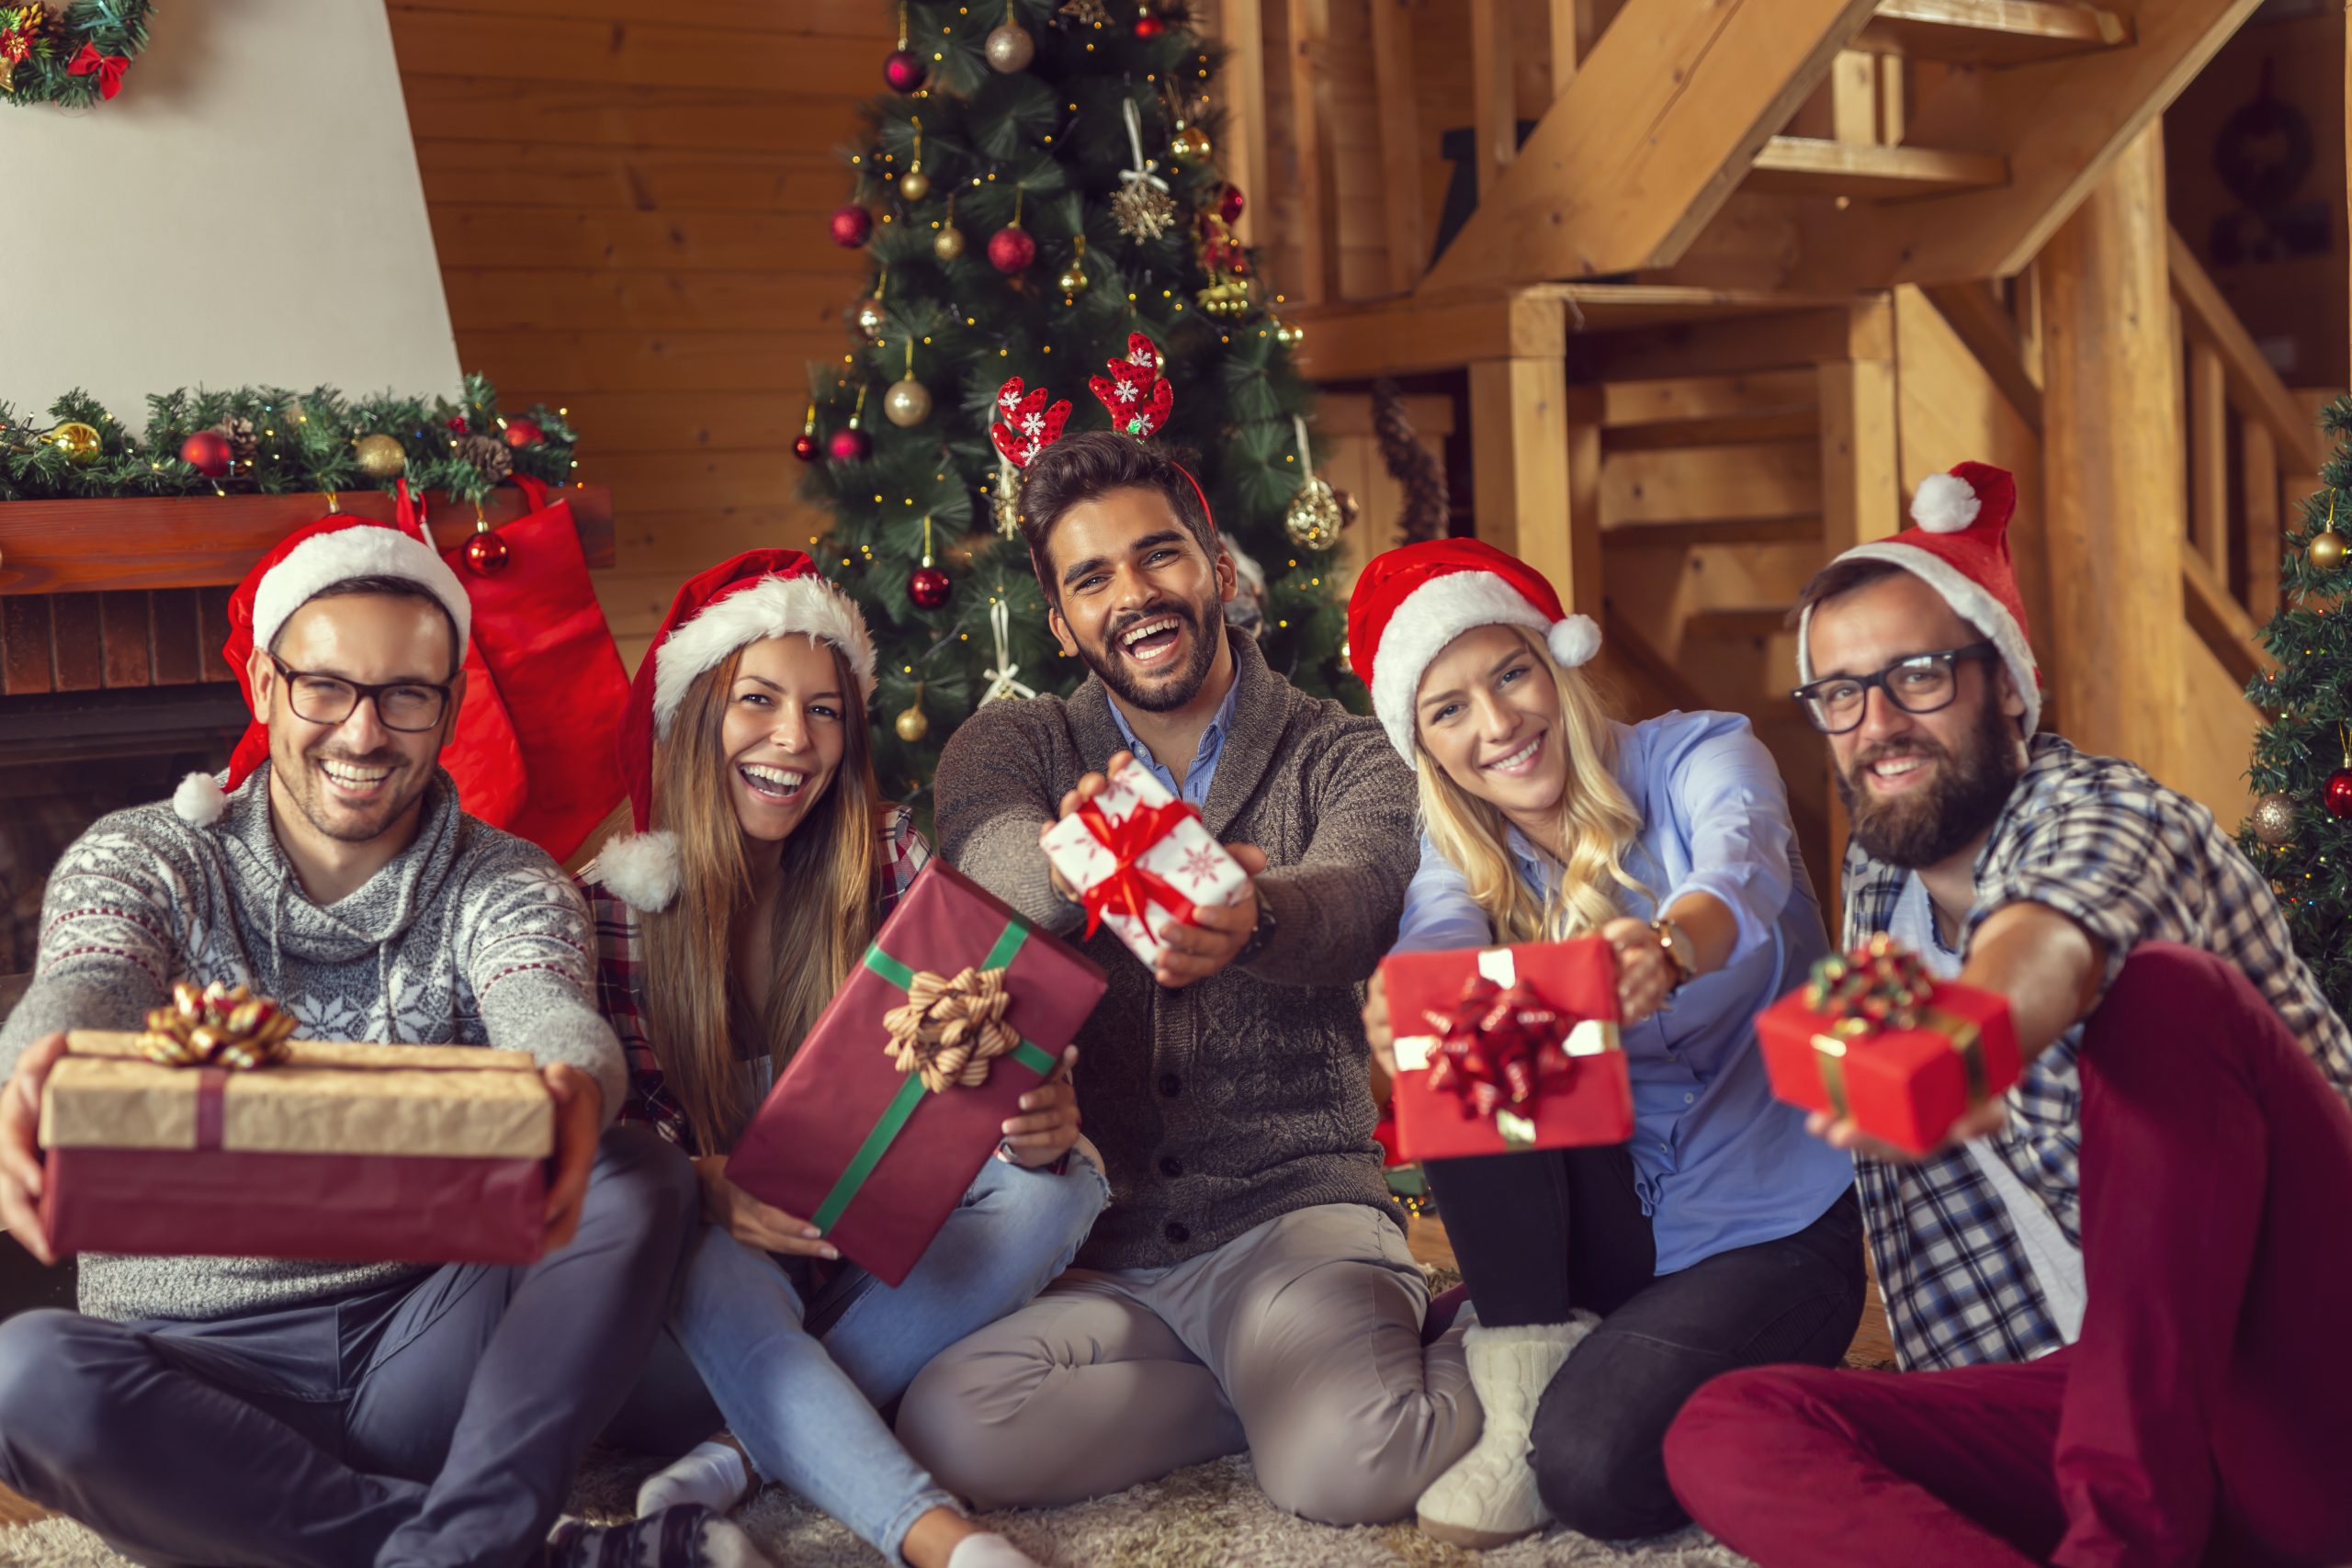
390, 2, 888, 672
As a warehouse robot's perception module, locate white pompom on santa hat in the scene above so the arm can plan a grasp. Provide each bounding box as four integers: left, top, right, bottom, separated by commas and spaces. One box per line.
584, 548, 876, 911
1796, 460, 2043, 734
174, 503, 472, 826
1346, 536, 1600, 760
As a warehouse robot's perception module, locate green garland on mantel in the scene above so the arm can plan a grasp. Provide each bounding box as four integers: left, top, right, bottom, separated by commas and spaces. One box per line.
2, 1, 152, 108
0, 374, 581, 505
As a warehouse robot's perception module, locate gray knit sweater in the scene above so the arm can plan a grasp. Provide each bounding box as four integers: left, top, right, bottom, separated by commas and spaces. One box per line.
0, 764, 624, 1324
936, 630, 1412, 1271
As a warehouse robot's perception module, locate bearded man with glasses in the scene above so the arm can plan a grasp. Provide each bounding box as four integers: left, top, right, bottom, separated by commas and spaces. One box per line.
1659, 464, 2352, 1568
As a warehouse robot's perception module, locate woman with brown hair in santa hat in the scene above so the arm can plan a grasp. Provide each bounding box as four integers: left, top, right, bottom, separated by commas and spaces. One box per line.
576, 549, 1106, 1568
1348, 537, 1865, 1549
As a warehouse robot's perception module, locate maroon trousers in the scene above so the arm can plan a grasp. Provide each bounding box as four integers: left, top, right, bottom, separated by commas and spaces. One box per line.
1663, 944, 2352, 1568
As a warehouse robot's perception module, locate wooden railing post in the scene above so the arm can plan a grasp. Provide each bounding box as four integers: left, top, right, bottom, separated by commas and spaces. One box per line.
1205, 0, 1271, 247
1369, 0, 1427, 293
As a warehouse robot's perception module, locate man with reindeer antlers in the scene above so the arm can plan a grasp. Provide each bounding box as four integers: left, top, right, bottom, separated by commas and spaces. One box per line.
893, 338, 1478, 1522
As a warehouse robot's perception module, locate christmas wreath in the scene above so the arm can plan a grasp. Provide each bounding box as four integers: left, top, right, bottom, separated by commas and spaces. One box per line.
2, 1, 151, 107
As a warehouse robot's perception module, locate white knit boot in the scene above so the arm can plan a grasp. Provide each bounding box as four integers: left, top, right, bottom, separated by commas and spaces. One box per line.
1416, 1315, 1598, 1550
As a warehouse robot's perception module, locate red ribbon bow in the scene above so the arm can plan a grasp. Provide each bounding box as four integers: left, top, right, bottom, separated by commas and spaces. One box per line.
68, 41, 128, 99
1073, 793, 1202, 940
1423, 976, 1570, 1121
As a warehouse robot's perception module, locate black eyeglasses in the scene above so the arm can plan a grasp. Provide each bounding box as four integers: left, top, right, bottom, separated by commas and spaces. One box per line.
1791, 642, 1999, 735
266, 652, 452, 733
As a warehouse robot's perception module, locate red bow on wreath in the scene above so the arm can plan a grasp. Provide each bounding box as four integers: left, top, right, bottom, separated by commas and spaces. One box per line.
1423, 976, 1570, 1121
1088, 333, 1173, 439
68, 41, 128, 100
1072, 793, 1201, 940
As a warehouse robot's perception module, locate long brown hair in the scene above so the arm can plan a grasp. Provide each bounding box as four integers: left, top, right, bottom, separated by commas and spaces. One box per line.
640, 637, 885, 1152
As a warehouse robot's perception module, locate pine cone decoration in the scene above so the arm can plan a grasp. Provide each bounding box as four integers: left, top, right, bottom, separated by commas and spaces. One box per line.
457, 433, 512, 483
1373, 379, 1447, 545
210, 416, 257, 462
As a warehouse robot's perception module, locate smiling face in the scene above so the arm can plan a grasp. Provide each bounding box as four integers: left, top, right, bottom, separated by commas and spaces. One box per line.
720, 633, 848, 845
1044, 484, 1237, 714
1414, 624, 1569, 822
1804, 570, 2029, 869
254, 592, 460, 847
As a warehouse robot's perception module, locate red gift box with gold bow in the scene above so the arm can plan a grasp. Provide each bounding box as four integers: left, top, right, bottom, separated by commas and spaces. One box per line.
1756, 934, 2022, 1155
1379, 937, 1634, 1161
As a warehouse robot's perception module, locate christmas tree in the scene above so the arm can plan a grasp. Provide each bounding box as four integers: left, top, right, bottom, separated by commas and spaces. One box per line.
801, 0, 1349, 807
2241, 396, 2352, 1014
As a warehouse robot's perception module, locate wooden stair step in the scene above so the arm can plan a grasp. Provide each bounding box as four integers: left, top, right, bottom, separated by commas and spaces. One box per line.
1854, 0, 2131, 66
1746, 138, 2011, 200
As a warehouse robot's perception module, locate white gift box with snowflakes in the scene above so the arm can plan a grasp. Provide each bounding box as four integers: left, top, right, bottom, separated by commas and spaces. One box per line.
1039, 757, 1251, 969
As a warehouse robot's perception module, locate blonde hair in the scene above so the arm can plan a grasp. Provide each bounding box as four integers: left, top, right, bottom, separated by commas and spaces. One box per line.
640, 639, 884, 1153
1414, 628, 1649, 942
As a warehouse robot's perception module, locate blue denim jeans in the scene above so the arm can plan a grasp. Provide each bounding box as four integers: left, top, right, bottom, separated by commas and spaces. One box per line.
607, 1147, 1107, 1562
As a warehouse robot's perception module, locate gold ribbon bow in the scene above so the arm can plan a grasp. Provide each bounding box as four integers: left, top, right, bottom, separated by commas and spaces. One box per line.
135, 981, 296, 1070
882, 967, 1021, 1094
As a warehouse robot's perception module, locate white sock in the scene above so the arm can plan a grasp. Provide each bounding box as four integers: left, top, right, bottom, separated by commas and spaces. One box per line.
945, 1531, 1042, 1568
635, 1440, 752, 1520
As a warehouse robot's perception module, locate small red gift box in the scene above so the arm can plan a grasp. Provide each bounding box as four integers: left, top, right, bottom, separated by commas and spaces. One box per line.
1756, 935, 2021, 1155
1379, 936, 1634, 1161
727, 863, 1107, 1287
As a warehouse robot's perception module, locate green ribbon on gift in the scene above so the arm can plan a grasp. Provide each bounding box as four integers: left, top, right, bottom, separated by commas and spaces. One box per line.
808, 919, 1059, 1235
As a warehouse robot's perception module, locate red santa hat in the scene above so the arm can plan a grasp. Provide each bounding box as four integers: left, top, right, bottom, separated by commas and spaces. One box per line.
1796, 461, 2041, 734
174, 500, 472, 827
1346, 537, 1600, 760
588, 548, 876, 912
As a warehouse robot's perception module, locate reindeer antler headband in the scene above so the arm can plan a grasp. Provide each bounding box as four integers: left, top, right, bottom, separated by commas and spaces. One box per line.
989, 333, 1215, 542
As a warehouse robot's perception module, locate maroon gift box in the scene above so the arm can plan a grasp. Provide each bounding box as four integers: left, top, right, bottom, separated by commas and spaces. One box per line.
726, 863, 1107, 1287
40, 1037, 550, 1265
1380, 936, 1634, 1161
1756, 940, 2022, 1156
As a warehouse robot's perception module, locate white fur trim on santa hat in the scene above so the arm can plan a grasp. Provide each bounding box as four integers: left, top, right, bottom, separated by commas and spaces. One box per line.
252, 525, 472, 659
1796, 544, 2041, 735
1368, 571, 1597, 760
173, 771, 228, 827
1908, 472, 1982, 535
584, 829, 681, 912
650, 574, 876, 737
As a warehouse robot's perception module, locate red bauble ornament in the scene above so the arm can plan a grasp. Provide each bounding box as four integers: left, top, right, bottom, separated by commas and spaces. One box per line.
988, 223, 1037, 274
447, 415, 470, 434
883, 48, 926, 93
1134, 13, 1165, 37
909, 566, 953, 610
2326, 770, 2352, 819
793, 433, 822, 463
830, 204, 875, 248
827, 427, 872, 463
1218, 183, 1246, 226
178, 430, 232, 478
464, 528, 510, 576
502, 418, 544, 449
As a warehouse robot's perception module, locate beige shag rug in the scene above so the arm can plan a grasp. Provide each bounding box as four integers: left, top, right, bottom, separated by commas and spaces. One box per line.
5, 1448, 1754, 1567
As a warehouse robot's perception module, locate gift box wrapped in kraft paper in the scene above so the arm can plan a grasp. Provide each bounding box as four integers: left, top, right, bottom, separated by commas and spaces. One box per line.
40, 983, 553, 1264
1038, 755, 1250, 969
1757, 934, 2022, 1156
726, 862, 1107, 1287
1379, 935, 1634, 1161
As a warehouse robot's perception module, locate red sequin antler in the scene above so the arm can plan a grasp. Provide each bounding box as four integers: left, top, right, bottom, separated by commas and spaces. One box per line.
989, 378, 1073, 470
1089, 333, 1174, 439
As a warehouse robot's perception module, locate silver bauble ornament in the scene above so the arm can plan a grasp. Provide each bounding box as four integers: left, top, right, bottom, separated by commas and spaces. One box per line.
2254, 791, 2299, 847
884, 378, 933, 427
985, 22, 1035, 72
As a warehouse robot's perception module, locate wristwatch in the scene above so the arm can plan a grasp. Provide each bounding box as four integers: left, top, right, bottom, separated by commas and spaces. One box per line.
1237, 890, 1279, 965
1650, 916, 1698, 990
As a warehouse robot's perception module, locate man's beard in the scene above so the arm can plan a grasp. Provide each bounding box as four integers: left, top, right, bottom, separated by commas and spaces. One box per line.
273, 732, 432, 844
1079, 593, 1223, 714
1836, 697, 2025, 869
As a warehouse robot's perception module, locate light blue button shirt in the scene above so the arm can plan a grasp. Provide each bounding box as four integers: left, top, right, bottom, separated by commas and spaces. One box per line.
1107, 673, 1242, 807
1391, 708, 1855, 1275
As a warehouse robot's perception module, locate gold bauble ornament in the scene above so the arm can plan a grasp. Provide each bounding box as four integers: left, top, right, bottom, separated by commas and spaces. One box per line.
42, 421, 102, 466
899, 167, 932, 203
895, 700, 931, 742
1274, 318, 1304, 347
2253, 791, 2299, 847
1056, 260, 1089, 296
1170, 124, 1214, 164
353, 434, 406, 479
884, 378, 933, 427
2310, 530, 2346, 572
933, 225, 967, 261
854, 296, 888, 341
985, 21, 1035, 72
1283, 476, 1345, 549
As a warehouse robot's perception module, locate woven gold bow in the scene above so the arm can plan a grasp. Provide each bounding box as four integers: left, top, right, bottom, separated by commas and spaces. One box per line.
136, 981, 297, 1070
882, 966, 1021, 1094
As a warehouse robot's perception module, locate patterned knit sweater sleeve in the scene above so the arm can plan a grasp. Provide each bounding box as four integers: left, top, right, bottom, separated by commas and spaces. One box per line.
451, 840, 627, 1126
934, 696, 1087, 936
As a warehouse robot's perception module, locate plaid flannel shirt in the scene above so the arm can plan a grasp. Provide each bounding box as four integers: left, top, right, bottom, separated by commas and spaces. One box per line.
1843, 733, 2352, 1371
581, 806, 929, 1154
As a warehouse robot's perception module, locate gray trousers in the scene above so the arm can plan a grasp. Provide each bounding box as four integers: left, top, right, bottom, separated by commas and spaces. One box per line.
894, 1201, 1477, 1524
0, 1124, 696, 1568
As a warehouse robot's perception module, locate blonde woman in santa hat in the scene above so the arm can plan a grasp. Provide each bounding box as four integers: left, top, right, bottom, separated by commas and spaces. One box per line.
1348, 537, 1864, 1549
578, 550, 1104, 1568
